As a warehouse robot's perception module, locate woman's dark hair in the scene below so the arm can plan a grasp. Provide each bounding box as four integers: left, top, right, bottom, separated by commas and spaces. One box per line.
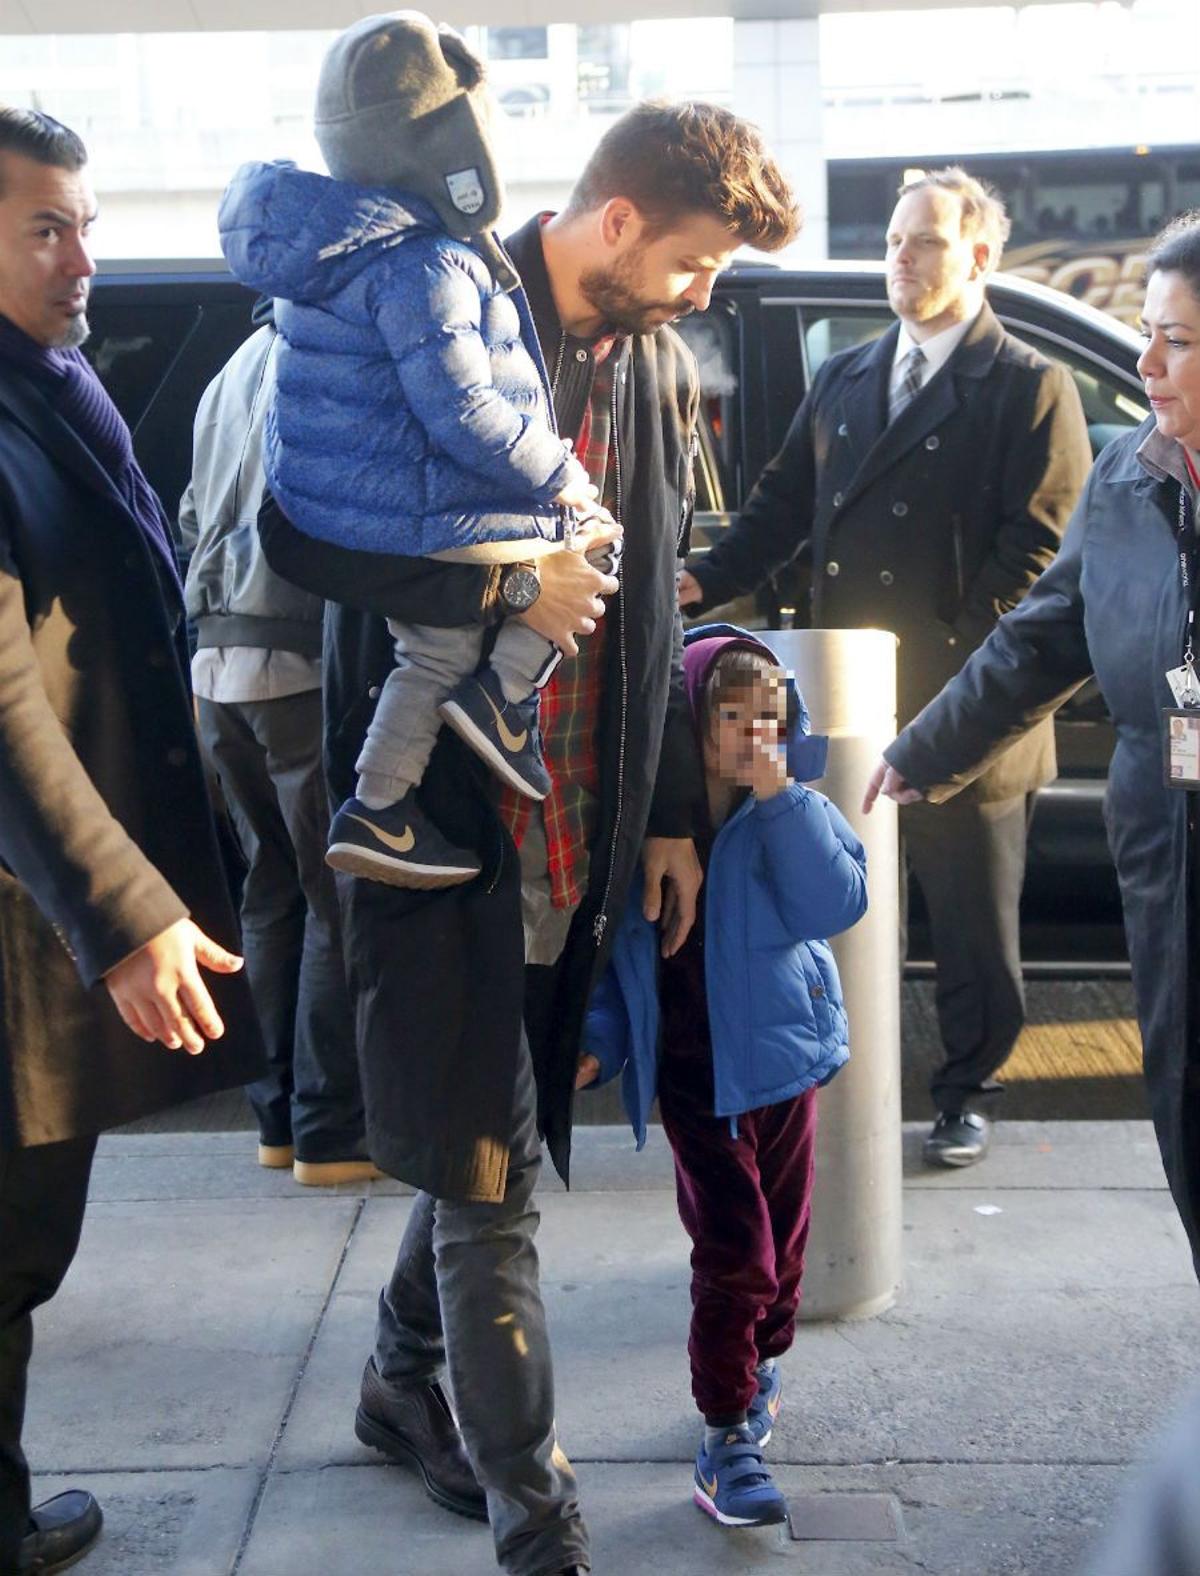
1146, 210, 1200, 301
0, 107, 87, 194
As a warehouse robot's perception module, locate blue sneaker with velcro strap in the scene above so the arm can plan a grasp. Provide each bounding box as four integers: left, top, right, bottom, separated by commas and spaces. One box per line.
693, 1424, 788, 1527
747, 1360, 783, 1446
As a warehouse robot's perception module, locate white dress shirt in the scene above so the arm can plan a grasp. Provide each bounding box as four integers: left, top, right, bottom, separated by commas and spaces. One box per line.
888, 311, 980, 413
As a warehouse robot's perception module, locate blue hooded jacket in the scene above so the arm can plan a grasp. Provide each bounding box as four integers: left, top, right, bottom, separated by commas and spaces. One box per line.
218, 161, 575, 559
584, 625, 868, 1147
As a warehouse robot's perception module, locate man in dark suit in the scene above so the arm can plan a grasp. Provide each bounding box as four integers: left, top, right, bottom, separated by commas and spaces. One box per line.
679, 167, 1091, 1167
0, 110, 263, 1574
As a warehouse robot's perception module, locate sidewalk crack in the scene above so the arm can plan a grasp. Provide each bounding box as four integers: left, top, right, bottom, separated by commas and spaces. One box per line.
228, 1196, 367, 1573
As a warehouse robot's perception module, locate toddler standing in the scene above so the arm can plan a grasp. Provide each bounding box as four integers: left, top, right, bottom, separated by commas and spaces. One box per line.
581, 624, 867, 1526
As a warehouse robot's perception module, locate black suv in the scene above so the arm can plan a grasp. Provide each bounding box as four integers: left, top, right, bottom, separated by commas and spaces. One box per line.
87, 260, 1146, 966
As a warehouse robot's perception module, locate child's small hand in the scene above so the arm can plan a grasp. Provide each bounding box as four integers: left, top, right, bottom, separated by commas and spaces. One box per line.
749, 717, 790, 801
575, 1053, 601, 1090
555, 459, 600, 515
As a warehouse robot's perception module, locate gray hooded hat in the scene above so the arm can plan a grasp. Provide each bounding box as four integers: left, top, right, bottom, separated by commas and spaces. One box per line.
314, 11, 517, 288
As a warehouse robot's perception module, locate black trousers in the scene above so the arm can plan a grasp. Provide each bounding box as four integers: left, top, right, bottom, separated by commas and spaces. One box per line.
197, 692, 364, 1160
900, 793, 1031, 1113
0, 1136, 97, 1573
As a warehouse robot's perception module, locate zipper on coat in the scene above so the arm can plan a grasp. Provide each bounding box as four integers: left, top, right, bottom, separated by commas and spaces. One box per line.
678, 427, 699, 550
593, 365, 628, 945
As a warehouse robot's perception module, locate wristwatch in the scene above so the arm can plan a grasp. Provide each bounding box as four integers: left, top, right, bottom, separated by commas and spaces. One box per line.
499, 562, 541, 614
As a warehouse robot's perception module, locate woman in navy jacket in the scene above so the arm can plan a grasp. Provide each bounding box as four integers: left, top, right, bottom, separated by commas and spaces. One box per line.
581, 625, 867, 1530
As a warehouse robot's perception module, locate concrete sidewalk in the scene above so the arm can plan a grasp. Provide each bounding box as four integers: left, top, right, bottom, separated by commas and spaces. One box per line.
24, 1122, 1199, 1575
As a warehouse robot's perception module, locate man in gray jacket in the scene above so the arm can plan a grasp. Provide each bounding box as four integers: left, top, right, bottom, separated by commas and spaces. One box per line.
181, 304, 370, 1184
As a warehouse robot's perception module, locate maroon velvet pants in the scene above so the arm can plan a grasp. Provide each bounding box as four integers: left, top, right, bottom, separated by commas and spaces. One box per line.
658, 1048, 819, 1421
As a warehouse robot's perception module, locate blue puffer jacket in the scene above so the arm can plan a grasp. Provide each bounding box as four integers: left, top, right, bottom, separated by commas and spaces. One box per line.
218, 161, 575, 560
584, 634, 868, 1147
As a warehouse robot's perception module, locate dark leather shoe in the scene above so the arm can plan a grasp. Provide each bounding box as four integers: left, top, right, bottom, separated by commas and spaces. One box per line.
355, 1356, 487, 1521
18, 1490, 102, 1573
924, 1110, 990, 1168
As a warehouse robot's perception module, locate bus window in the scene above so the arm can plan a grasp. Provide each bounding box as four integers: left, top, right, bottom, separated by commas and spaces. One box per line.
1178, 163, 1200, 211
1030, 167, 1165, 240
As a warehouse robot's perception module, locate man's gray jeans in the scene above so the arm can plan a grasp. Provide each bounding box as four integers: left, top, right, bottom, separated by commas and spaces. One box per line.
374, 1030, 588, 1576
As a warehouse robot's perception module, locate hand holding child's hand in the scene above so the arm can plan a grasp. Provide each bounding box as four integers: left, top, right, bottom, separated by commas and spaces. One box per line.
554, 458, 600, 516
575, 1053, 601, 1090
749, 717, 790, 801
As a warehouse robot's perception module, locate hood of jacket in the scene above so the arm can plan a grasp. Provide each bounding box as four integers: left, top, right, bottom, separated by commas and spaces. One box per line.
218, 159, 443, 305
683, 622, 829, 784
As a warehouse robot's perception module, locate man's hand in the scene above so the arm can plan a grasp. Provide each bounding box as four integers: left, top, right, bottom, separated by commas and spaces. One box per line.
642, 836, 703, 958
518, 523, 621, 656
677, 568, 703, 609
862, 758, 925, 814
574, 1053, 601, 1091
104, 918, 243, 1055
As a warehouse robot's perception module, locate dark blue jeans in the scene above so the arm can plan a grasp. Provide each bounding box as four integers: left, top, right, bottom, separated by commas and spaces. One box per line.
375, 1032, 589, 1576
198, 691, 365, 1160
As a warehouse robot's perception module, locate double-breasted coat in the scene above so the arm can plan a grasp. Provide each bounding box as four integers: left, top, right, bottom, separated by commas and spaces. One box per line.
887, 420, 1200, 1265
0, 359, 264, 1148
689, 303, 1092, 802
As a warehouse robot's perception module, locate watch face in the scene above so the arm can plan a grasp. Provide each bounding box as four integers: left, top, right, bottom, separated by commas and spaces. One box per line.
503, 567, 540, 611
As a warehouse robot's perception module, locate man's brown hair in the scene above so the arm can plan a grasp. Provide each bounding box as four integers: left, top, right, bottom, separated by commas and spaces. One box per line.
567, 100, 800, 252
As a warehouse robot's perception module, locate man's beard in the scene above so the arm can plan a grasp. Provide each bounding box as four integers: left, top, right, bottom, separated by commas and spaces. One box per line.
578, 252, 690, 337
57, 311, 90, 350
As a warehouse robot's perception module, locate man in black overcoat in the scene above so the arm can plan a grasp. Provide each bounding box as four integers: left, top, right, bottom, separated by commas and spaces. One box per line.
0, 111, 263, 1574
680, 167, 1091, 1167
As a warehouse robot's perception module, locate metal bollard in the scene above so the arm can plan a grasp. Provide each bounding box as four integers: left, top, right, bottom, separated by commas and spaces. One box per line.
761, 628, 902, 1321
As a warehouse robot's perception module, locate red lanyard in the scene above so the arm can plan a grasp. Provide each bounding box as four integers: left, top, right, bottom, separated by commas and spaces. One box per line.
1185, 447, 1200, 492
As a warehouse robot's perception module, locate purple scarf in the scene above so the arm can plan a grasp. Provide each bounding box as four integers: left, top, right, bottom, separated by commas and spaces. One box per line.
0, 312, 182, 592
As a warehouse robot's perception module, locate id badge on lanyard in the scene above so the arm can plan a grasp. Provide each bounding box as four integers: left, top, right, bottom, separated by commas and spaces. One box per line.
1165, 470, 1200, 789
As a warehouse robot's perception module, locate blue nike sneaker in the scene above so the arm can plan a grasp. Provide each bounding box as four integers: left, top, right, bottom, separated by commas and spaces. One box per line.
747, 1360, 783, 1446
325, 791, 481, 888
438, 667, 551, 801
693, 1425, 788, 1528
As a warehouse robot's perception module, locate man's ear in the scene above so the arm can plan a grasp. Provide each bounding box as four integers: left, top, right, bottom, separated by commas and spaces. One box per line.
599, 196, 642, 252
971, 238, 993, 278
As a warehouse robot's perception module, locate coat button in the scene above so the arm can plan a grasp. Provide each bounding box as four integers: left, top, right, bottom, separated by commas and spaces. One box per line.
832, 491, 844, 508
837, 422, 849, 437
124, 551, 140, 570
810, 984, 825, 999
947, 634, 958, 646
925, 434, 940, 451
147, 649, 168, 669
826, 560, 840, 576
574, 348, 588, 363
166, 746, 187, 767
880, 570, 894, 586
892, 501, 909, 518
368, 684, 381, 700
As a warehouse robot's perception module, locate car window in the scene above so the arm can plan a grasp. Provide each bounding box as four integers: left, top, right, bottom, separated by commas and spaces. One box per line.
802, 309, 893, 378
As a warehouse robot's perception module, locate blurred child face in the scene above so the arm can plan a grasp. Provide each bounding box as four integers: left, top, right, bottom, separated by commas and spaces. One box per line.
704, 668, 788, 787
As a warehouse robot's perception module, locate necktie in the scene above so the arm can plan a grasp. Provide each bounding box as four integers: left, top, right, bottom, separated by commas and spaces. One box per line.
890, 345, 926, 422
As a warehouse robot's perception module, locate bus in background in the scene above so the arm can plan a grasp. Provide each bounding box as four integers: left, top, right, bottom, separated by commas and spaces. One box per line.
828, 144, 1200, 326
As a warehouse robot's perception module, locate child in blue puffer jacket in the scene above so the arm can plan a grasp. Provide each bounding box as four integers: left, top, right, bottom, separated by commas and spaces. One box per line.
220, 13, 611, 890
579, 625, 867, 1530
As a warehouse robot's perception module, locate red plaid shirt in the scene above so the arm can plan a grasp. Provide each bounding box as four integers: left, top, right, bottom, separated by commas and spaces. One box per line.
498, 335, 619, 908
